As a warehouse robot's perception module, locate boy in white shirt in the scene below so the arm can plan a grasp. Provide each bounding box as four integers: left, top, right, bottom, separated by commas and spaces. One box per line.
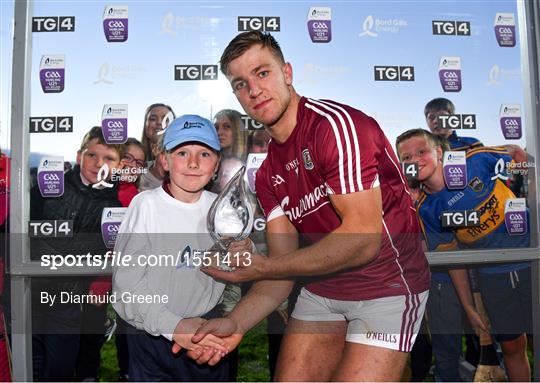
113, 114, 249, 381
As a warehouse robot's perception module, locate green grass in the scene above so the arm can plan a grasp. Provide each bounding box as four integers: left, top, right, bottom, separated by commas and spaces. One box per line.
98, 320, 270, 382
99, 337, 119, 382
237, 321, 270, 382
99, 323, 534, 382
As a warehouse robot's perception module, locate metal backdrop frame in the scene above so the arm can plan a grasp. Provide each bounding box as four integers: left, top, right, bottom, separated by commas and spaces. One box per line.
7, 1, 540, 380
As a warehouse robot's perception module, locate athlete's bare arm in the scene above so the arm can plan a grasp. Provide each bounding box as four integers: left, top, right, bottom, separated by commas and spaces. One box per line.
204, 187, 382, 283
228, 216, 299, 332
188, 216, 298, 365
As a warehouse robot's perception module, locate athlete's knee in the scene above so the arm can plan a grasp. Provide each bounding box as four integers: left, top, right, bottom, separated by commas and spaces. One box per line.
501, 333, 527, 358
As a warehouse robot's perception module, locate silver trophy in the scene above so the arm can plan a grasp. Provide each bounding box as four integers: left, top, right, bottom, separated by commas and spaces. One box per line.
207, 166, 254, 270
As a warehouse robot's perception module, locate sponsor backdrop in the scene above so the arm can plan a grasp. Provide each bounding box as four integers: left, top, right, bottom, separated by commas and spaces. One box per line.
0, 0, 526, 161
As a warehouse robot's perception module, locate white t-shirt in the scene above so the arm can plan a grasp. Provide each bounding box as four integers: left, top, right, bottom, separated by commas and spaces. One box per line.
112, 186, 225, 340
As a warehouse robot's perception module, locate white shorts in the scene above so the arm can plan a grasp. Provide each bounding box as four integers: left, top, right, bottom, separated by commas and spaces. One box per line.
291, 288, 428, 352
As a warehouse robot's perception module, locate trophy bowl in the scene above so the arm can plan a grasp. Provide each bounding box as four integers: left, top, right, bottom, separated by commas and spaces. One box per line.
207, 166, 254, 269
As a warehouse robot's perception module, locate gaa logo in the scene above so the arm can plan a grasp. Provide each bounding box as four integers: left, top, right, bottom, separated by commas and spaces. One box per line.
44, 71, 61, 79
238, 17, 280, 32
504, 118, 519, 126
448, 167, 463, 174
43, 174, 60, 181
432, 21, 470, 36
374, 66, 414, 81
107, 120, 124, 128
312, 21, 329, 29
108, 20, 125, 28
497, 26, 513, 34
174, 65, 218, 80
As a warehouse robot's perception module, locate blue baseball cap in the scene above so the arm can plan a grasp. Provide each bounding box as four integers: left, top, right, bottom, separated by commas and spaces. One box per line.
163, 114, 221, 151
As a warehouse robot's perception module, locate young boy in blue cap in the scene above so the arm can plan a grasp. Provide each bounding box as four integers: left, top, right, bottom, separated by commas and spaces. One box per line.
112, 114, 251, 381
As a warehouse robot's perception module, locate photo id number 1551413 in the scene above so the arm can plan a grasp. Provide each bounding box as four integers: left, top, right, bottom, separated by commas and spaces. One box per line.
187, 251, 252, 268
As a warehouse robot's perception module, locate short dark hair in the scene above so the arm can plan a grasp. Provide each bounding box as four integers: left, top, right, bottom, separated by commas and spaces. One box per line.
79, 126, 124, 158
395, 128, 449, 160
220, 31, 285, 76
424, 97, 455, 117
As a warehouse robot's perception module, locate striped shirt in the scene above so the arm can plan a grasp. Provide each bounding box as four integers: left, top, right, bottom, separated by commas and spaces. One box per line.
255, 97, 430, 300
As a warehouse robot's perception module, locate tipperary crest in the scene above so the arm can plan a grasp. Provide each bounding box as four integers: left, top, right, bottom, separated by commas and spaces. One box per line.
468, 176, 484, 193
302, 148, 314, 170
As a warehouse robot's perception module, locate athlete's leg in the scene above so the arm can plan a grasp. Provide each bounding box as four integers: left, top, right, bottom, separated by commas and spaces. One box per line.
500, 334, 530, 382
336, 291, 428, 381
331, 342, 408, 382
274, 318, 347, 382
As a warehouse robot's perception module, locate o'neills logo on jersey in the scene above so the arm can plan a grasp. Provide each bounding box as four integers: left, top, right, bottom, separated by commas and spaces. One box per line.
366, 331, 397, 343
285, 158, 299, 172
281, 184, 328, 221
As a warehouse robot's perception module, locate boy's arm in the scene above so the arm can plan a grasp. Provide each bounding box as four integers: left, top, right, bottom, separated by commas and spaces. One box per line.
111, 201, 184, 340
112, 214, 227, 354
448, 268, 489, 336
112, 231, 181, 339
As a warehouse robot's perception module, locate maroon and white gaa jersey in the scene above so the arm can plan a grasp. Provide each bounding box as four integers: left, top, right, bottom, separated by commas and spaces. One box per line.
256, 97, 430, 300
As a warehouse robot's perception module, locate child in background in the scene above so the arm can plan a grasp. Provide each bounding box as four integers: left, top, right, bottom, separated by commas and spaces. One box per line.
118, 138, 146, 207
209, 109, 246, 194
95, 137, 147, 381
31, 126, 124, 381
396, 129, 532, 382
139, 103, 175, 191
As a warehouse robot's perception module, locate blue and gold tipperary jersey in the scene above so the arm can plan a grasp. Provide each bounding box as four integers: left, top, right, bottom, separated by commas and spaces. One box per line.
446, 131, 483, 151
417, 147, 529, 275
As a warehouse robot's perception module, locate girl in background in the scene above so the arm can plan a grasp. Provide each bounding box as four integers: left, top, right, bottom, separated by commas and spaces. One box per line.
139, 103, 175, 191
209, 109, 246, 194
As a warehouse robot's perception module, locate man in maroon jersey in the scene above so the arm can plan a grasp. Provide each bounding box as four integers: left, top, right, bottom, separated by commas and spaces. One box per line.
185, 31, 430, 381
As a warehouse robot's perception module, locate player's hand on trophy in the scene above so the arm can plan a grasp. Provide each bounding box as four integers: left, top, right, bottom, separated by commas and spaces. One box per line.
188, 317, 244, 366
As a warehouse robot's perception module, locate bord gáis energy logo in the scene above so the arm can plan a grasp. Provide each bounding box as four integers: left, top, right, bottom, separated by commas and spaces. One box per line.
93, 164, 114, 189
